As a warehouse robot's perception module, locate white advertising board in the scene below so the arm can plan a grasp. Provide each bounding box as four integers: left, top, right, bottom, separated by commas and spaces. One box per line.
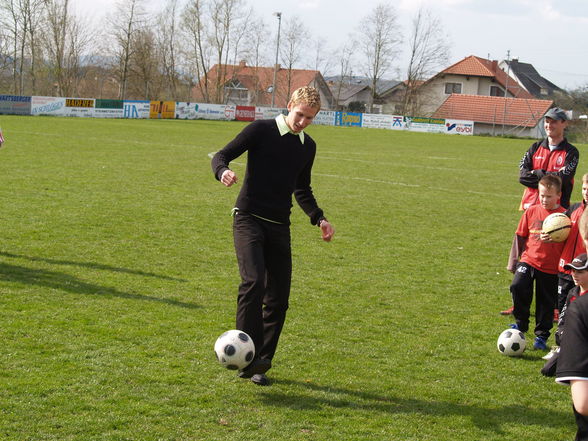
123, 100, 150, 119
404, 116, 446, 133
93, 108, 124, 118
31, 96, 66, 116
313, 110, 336, 126
362, 113, 394, 130
444, 119, 474, 135
255, 107, 284, 120
175, 102, 198, 119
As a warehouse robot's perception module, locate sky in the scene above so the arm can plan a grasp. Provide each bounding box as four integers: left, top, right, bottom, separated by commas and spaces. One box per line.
73, 0, 588, 90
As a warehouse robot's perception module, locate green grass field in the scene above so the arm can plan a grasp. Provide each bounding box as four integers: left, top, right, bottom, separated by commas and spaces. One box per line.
0, 114, 585, 440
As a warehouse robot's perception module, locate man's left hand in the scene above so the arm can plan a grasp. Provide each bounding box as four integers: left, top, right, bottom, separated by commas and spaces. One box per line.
320, 220, 334, 242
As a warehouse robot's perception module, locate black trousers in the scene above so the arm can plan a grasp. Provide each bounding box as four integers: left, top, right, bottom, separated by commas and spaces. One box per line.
233, 212, 291, 361
558, 274, 576, 313
510, 262, 557, 339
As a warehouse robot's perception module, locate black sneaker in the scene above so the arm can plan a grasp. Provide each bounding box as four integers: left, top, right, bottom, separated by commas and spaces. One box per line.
238, 358, 271, 379
251, 374, 269, 386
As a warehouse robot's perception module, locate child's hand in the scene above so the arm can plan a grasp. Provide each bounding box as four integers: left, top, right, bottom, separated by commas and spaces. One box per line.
540, 232, 553, 242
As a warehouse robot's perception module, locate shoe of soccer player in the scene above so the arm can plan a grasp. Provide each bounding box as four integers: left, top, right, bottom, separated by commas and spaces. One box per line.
533, 336, 549, 351
542, 345, 560, 360
251, 374, 270, 386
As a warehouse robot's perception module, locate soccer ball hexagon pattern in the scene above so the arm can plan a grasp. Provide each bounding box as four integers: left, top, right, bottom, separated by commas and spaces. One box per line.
214, 330, 255, 370
497, 328, 527, 356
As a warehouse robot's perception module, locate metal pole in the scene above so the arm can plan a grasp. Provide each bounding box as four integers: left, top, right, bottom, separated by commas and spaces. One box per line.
502, 49, 510, 136
271, 12, 282, 108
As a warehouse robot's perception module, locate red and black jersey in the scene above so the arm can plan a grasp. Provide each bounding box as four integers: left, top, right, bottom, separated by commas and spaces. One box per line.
519, 138, 579, 210
559, 202, 587, 275
517, 204, 566, 274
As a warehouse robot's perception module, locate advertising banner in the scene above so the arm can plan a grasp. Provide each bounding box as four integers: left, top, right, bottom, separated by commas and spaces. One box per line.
150, 101, 176, 119
95, 99, 124, 109
93, 99, 124, 118
31, 96, 66, 116
224, 105, 236, 120
444, 119, 474, 135
255, 107, 284, 120
189, 103, 229, 120
175, 102, 198, 119
404, 116, 446, 133
123, 100, 150, 119
335, 112, 362, 127
63, 97, 95, 117
0, 95, 31, 115
362, 113, 394, 130
236, 106, 255, 122
313, 110, 336, 126
391, 115, 405, 130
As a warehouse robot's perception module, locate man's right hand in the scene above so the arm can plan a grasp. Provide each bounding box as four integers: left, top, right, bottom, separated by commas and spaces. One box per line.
221, 170, 238, 187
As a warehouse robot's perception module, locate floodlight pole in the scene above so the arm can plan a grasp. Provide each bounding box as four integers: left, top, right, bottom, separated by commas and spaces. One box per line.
271, 12, 282, 108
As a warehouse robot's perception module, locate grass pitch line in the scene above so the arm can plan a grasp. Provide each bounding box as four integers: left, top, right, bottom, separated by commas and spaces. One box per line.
207, 152, 518, 198
315, 172, 520, 199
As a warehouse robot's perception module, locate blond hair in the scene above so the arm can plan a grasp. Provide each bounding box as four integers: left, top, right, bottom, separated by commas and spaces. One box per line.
289, 86, 321, 110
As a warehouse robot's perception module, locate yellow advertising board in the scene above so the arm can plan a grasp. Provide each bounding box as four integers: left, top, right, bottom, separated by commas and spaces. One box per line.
149, 101, 176, 119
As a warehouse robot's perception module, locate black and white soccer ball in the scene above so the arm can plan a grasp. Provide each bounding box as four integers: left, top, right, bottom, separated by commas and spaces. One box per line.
214, 330, 255, 370
497, 328, 526, 356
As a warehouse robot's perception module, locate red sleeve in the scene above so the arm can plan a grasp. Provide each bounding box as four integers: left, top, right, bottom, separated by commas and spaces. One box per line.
516, 209, 530, 237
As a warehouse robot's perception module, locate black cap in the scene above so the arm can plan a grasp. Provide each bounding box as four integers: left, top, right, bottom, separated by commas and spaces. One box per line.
545, 107, 569, 121
564, 253, 588, 271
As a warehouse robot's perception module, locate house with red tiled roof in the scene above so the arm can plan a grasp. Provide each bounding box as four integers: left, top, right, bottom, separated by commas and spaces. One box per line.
191, 61, 335, 109
416, 55, 536, 116
433, 94, 552, 136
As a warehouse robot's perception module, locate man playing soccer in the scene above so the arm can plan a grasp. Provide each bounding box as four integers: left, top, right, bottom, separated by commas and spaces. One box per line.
211, 86, 335, 386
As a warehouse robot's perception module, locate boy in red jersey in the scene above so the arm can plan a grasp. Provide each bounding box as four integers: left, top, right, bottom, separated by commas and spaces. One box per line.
509, 175, 566, 350
557, 174, 588, 313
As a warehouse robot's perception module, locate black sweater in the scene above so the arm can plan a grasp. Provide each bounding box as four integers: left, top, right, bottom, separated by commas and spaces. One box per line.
211, 119, 324, 225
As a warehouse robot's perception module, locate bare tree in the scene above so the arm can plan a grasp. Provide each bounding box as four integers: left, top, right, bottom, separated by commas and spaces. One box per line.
309, 37, 333, 76
332, 41, 355, 110
128, 27, 159, 99
240, 15, 269, 106
0, 0, 43, 94
22, 0, 44, 93
43, 0, 91, 96
209, 0, 247, 103
155, 0, 180, 100
181, 0, 211, 102
402, 7, 450, 116
107, 0, 147, 99
279, 15, 309, 103
182, 0, 249, 104
357, 3, 402, 112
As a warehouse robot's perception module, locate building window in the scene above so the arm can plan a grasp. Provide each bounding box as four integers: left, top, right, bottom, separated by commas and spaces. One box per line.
444, 82, 461, 94
540, 88, 548, 95
225, 80, 248, 104
490, 86, 505, 97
